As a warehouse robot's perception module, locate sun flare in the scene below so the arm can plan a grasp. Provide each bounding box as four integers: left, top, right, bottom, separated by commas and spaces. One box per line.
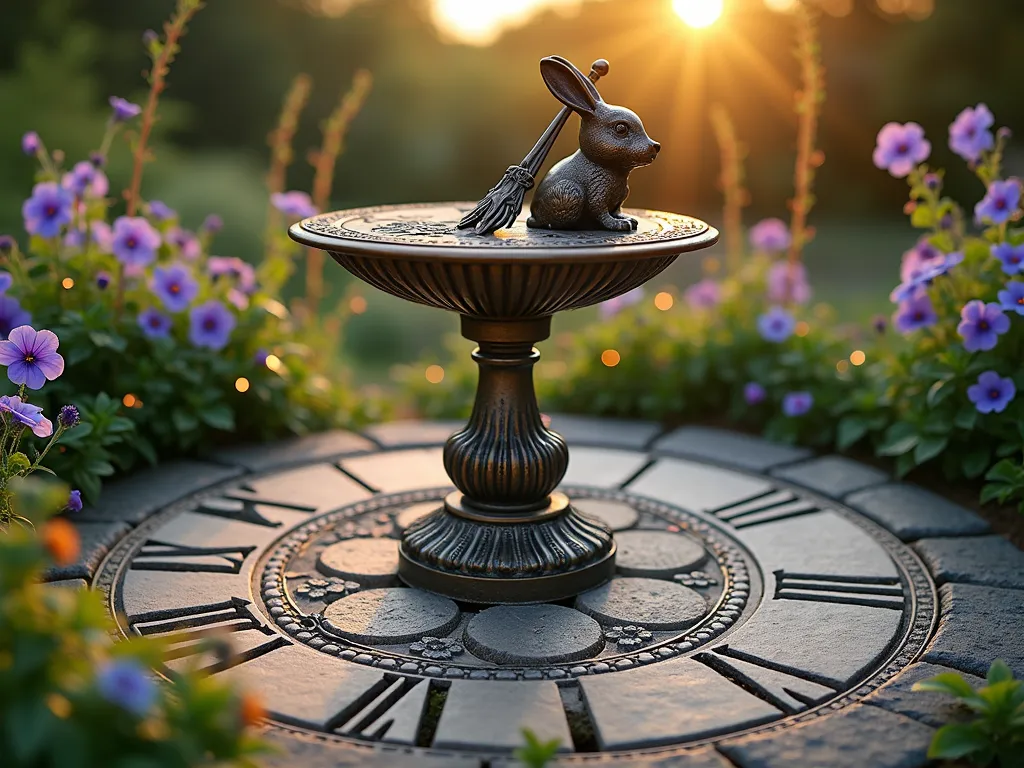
673, 0, 724, 28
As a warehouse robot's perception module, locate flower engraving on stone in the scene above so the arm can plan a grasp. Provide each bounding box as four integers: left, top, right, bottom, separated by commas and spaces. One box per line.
674, 571, 719, 588
604, 625, 653, 649
294, 577, 359, 603
409, 636, 464, 660
370, 221, 456, 238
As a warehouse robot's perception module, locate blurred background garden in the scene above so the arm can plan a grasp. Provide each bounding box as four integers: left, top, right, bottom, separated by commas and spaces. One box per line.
5, 0, 1022, 386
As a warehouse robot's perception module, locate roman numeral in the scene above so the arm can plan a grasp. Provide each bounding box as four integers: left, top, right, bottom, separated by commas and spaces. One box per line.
333, 676, 435, 746
195, 493, 315, 528
773, 570, 904, 610
128, 597, 289, 673
707, 489, 820, 529
130, 540, 256, 574
697, 646, 838, 714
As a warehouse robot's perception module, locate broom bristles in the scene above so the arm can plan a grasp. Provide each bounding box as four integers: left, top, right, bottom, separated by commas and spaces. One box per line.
458, 165, 534, 235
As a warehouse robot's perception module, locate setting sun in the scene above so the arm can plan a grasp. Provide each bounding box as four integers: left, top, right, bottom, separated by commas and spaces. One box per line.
673, 0, 724, 28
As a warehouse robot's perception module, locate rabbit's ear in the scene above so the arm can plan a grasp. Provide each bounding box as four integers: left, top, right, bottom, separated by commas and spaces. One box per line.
547, 55, 602, 105
540, 56, 597, 116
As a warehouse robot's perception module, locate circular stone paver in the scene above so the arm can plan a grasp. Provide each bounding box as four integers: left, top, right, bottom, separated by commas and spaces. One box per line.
322, 588, 460, 644
614, 530, 706, 577
464, 604, 605, 664
317, 538, 399, 586
394, 501, 440, 531
576, 577, 708, 630
574, 499, 639, 531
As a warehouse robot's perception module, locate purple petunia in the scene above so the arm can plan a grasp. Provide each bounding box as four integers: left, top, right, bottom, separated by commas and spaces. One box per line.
599, 287, 644, 319
201, 214, 223, 233
271, 191, 318, 219
749, 218, 791, 252
757, 306, 796, 343
0, 272, 11, 294
166, 227, 201, 260
61, 161, 109, 198
991, 242, 1024, 275
975, 179, 1021, 225
958, 300, 1010, 352
147, 200, 176, 221
22, 182, 73, 238
0, 296, 31, 340
744, 382, 767, 405
0, 236, 14, 253
137, 308, 172, 339
96, 271, 112, 290
949, 104, 995, 163
111, 217, 161, 267
997, 281, 1024, 315
890, 251, 962, 303
766, 261, 811, 305
872, 315, 888, 334
96, 659, 156, 716
21, 131, 41, 156
65, 489, 83, 512
684, 279, 721, 309
0, 395, 52, 438
150, 263, 198, 312
893, 293, 937, 334
0, 326, 65, 390
782, 391, 813, 417
109, 96, 142, 123
873, 122, 930, 178
967, 371, 1016, 414
189, 300, 235, 351
900, 240, 943, 282
207, 256, 256, 293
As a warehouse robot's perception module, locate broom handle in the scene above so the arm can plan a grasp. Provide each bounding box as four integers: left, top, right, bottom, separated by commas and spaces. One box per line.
521, 59, 609, 176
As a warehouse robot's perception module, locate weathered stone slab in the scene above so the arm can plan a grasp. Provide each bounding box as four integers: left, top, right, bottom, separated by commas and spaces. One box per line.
363, 420, 463, 448
340, 448, 452, 493
913, 535, 1024, 590
45, 520, 129, 581
577, 577, 707, 630
323, 588, 460, 644
844, 483, 989, 541
243, 463, 371, 512
547, 413, 662, 450
74, 461, 243, 524
627, 458, 772, 515
318, 539, 400, 587
573, 499, 639, 531
215, 430, 375, 472
770, 455, 888, 498
924, 583, 1024, 678
433, 681, 573, 752
464, 605, 603, 665
562, 447, 649, 488
718, 704, 933, 768
653, 427, 811, 472
865, 662, 985, 728
550, 748, 734, 768
121, 569, 254, 617
141, 508, 309, 551
580, 657, 781, 749
260, 729, 478, 768
43, 578, 88, 590
614, 530, 707, 577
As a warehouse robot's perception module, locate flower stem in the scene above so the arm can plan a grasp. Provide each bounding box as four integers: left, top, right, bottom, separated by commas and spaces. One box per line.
709, 104, 748, 275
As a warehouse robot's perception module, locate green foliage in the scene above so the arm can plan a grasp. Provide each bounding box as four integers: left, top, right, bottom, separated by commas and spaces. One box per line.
913, 661, 1024, 767
0, 477, 268, 768
514, 728, 561, 768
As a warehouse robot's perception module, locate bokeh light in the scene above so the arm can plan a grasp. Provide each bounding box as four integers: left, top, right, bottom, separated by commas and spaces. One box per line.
655, 291, 674, 311
122, 393, 137, 408
235, 377, 250, 392
265, 354, 283, 372
430, 0, 584, 46
601, 349, 621, 367
850, 350, 866, 366
349, 295, 368, 314
673, 0, 723, 28
794, 321, 810, 337
61, 277, 74, 289
425, 364, 445, 383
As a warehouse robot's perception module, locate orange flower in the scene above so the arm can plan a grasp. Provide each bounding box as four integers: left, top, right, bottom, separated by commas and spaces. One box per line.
42, 518, 79, 566
239, 692, 265, 727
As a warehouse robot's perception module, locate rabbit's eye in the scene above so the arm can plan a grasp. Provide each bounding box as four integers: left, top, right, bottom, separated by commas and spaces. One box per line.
614, 122, 629, 136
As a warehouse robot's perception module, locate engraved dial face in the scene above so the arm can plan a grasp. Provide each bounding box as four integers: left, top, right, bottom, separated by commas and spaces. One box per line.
95, 448, 935, 765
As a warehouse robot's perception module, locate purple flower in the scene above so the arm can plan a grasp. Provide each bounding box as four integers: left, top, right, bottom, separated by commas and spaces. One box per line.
109, 96, 142, 123
0, 297, 32, 340
21, 131, 40, 156
949, 104, 995, 163
111, 217, 161, 267
0, 395, 52, 438
22, 182, 73, 238
744, 382, 767, 405
967, 371, 1016, 414
201, 214, 223, 233
89, 152, 105, 168
599, 287, 644, 319
151, 263, 198, 312
749, 218, 791, 252
189, 300, 235, 350
975, 179, 1021, 225
890, 251, 962, 303
271, 191, 318, 219
923, 173, 941, 191
147, 200, 176, 221
0, 272, 11, 294
893, 293, 937, 334
872, 315, 888, 334
58, 404, 81, 429
782, 391, 813, 417
166, 227, 201, 260
958, 300, 1010, 352
684, 279, 720, 309
143, 29, 159, 47
766, 261, 811, 304
991, 242, 1024, 275
96, 271, 112, 290
137, 308, 172, 339
0, 326, 65, 390
96, 659, 156, 716
227, 288, 249, 310
900, 240, 943, 282
254, 348, 269, 366
0, 236, 15, 254
872, 122, 930, 178
757, 306, 795, 343
61, 161, 109, 198
997, 281, 1024, 315
65, 489, 83, 512
207, 256, 256, 293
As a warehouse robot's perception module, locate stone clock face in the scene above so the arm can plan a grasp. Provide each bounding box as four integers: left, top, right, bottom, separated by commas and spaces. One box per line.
94, 447, 935, 766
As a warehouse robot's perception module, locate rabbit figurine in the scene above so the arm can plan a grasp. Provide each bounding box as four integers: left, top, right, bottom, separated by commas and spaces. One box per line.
527, 56, 660, 232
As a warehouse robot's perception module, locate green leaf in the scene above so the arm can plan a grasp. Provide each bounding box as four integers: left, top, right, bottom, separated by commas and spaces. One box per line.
926, 377, 956, 407
6, 695, 50, 761
961, 447, 992, 479
134, 436, 158, 466
980, 482, 1014, 506
911, 206, 936, 229
914, 672, 979, 699
199, 405, 235, 431
914, 436, 948, 465
895, 452, 916, 478
878, 433, 919, 457
84, 459, 116, 477
987, 659, 1014, 685
836, 416, 869, 450
986, 459, 1024, 484
927, 723, 990, 760
954, 405, 979, 431
88, 331, 128, 352
172, 409, 200, 433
